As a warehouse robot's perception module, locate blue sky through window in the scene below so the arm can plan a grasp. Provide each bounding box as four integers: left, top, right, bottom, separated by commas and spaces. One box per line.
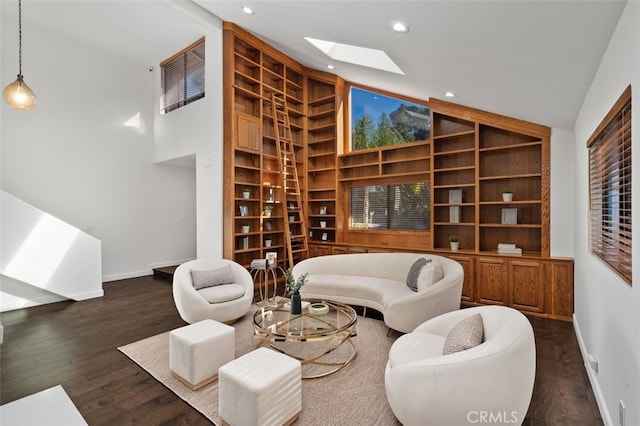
351, 87, 407, 125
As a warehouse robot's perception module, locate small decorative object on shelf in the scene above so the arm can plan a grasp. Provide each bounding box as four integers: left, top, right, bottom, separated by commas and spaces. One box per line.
242, 188, 251, 199
266, 252, 277, 266
264, 238, 272, 247
320, 220, 327, 228
502, 188, 513, 202
501, 208, 518, 225
242, 222, 250, 233
322, 232, 328, 241
239, 205, 249, 217
285, 268, 308, 315
264, 205, 273, 217
319, 206, 327, 215
450, 235, 459, 251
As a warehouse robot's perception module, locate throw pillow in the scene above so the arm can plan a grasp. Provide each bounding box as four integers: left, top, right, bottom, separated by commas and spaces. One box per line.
190, 265, 235, 290
406, 257, 429, 291
442, 313, 484, 355
416, 259, 444, 291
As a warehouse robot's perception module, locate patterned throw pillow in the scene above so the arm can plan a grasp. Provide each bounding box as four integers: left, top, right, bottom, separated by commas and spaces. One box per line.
406, 258, 429, 291
190, 265, 235, 290
442, 313, 484, 355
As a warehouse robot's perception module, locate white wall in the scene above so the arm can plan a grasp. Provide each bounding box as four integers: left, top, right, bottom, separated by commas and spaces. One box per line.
1, 13, 197, 282
153, 9, 224, 261
573, 2, 640, 425
550, 127, 575, 257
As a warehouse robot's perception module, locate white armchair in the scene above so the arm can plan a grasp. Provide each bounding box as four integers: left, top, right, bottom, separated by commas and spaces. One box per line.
385, 306, 536, 426
172, 259, 254, 324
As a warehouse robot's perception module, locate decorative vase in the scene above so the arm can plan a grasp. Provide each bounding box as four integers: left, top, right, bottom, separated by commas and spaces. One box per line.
242, 191, 250, 199
502, 193, 513, 202
291, 293, 302, 315
450, 241, 459, 251
242, 225, 250, 233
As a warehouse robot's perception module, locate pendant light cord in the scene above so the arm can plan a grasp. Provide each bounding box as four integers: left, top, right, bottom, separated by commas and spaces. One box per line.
18, 0, 23, 76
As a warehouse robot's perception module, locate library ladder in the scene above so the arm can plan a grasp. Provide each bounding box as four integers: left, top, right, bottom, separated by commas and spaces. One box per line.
269, 92, 309, 267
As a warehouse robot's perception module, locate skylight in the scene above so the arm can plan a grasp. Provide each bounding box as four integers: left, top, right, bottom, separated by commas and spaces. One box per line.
304, 37, 404, 75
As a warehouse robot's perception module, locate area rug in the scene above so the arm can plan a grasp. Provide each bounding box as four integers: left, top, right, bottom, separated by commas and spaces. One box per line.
118, 308, 401, 425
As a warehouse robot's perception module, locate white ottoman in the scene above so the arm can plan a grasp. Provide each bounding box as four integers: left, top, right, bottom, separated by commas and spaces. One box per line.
219, 347, 301, 426
169, 319, 235, 390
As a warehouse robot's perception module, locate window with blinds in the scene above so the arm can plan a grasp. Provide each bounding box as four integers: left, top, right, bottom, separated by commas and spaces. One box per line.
161, 38, 205, 114
349, 183, 430, 230
588, 85, 632, 284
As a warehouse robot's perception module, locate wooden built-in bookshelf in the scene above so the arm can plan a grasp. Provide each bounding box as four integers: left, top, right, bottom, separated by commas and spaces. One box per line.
222, 22, 570, 320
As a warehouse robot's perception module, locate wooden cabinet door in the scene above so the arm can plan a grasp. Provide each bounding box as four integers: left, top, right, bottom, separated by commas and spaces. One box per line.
235, 112, 260, 152
331, 246, 349, 255
314, 245, 331, 257
476, 257, 507, 305
509, 260, 544, 313
448, 254, 474, 303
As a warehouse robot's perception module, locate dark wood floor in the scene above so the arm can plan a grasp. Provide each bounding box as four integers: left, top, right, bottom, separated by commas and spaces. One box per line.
1, 275, 602, 425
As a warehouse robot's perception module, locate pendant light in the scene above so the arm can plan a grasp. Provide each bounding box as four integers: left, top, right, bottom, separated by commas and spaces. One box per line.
3, 0, 37, 111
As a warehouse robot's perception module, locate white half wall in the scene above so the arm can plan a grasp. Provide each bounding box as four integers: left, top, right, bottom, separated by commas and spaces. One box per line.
1, 9, 197, 283
1, 191, 103, 311
572, 2, 640, 425
153, 7, 224, 261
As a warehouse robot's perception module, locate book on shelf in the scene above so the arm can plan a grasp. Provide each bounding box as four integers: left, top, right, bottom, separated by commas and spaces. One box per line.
449, 206, 461, 223
497, 243, 522, 255
449, 189, 463, 204
251, 258, 268, 269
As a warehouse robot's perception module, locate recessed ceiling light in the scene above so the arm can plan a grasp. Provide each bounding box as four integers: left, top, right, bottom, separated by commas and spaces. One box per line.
445, 91, 456, 98
391, 21, 409, 33
241, 6, 254, 15
327, 64, 335, 70
305, 37, 404, 75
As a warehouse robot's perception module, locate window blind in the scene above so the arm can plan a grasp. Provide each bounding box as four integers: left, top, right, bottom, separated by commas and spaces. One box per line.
161, 37, 205, 114
349, 183, 430, 230
588, 85, 632, 284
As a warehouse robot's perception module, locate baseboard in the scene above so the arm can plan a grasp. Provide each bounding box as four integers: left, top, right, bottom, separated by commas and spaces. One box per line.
1, 294, 66, 313
149, 258, 193, 269
102, 259, 193, 283
573, 313, 613, 426
102, 270, 153, 283
71, 289, 104, 301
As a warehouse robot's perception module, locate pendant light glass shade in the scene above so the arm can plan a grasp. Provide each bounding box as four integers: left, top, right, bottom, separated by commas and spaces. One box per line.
4, 74, 37, 111
4, 0, 37, 111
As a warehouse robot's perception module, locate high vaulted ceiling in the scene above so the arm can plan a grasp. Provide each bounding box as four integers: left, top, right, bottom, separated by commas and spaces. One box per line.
3, 0, 627, 131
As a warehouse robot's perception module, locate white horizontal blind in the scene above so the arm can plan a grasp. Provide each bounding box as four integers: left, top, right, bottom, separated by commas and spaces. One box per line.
349, 183, 430, 230
161, 38, 205, 114
588, 85, 632, 284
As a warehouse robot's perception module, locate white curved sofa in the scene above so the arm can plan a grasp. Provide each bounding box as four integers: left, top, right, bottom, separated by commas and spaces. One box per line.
293, 252, 463, 333
385, 305, 536, 426
173, 259, 254, 324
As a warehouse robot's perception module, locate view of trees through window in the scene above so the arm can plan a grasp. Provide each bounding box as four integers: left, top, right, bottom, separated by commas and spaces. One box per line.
351, 87, 430, 150
350, 183, 430, 231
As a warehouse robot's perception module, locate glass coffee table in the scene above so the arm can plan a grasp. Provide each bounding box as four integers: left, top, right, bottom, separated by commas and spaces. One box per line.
253, 299, 358, 379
